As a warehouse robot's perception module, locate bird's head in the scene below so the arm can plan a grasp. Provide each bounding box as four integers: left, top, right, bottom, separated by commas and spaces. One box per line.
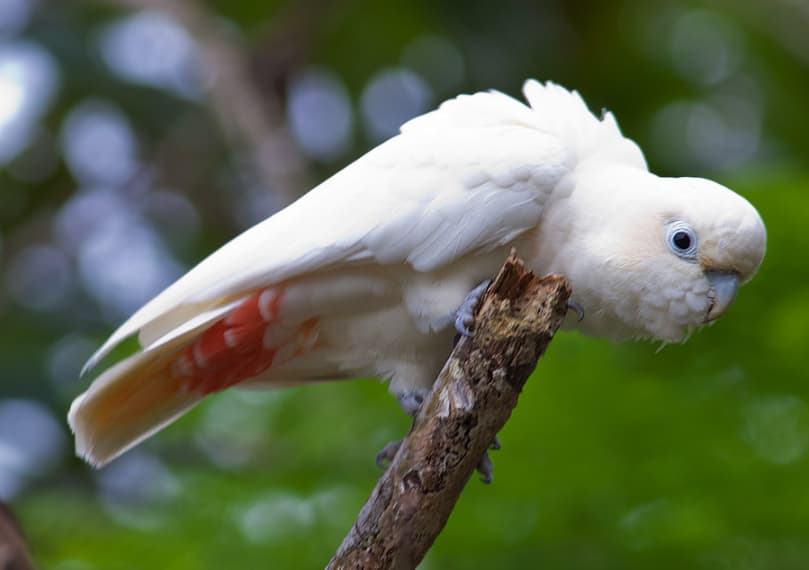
540, 167, 767, 343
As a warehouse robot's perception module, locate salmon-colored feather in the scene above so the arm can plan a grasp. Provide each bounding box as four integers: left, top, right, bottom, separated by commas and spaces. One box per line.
69, 285, 324, 466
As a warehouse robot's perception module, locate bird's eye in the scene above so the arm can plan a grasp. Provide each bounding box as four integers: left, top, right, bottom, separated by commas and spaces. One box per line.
666, 221, 698, 260
673, 231, 691, 250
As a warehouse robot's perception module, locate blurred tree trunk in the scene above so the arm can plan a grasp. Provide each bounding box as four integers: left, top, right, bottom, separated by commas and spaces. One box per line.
327, 254, 571, 569
100, 0, 313, 206
0, 502, 36, 570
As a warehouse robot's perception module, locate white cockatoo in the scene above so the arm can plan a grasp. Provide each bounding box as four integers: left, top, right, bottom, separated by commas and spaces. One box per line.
69, 80, 766, 468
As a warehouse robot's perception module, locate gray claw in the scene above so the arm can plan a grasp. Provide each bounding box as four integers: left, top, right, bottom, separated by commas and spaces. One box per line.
397, 391, 425, 416
490, 436, 502, 451
567, 299, 585, 322
477, 451, 494, 484
376, 440, 402, 469
454, 280, 492, 337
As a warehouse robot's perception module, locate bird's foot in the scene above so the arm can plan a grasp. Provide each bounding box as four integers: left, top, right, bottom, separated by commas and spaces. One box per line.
375, 440, 402, 469
476, 438, 502, 484
477, 452, 494, 484
567, 299, 585, 322
387, 386, 502, 483
397, 390, 425, 417
377, 437, 502, 483
376, 390, 424, 468
455, 280, 492, 337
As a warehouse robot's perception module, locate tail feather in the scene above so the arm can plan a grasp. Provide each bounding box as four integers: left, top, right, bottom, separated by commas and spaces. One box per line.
69, 285, 325, 467
68, 349, 203, 467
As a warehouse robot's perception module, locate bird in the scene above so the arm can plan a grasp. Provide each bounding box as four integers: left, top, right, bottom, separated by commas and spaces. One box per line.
68, 79, 767, 469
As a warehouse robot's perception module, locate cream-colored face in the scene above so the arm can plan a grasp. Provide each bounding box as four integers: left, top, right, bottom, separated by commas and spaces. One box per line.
544, 171, 767, 343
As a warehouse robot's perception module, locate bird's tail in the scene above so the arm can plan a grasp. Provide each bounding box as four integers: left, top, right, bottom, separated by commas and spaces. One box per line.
68, 348, 204, 468
69, 287, 324, 467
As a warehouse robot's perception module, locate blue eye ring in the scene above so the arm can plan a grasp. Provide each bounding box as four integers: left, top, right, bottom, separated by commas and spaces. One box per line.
666, 221, 699, 260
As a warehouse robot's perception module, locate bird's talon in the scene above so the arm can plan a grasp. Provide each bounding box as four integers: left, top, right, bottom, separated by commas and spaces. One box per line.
477, 451, 494, 484
375, 440, 402, 469
454, 279, 492, 337
490, 436, 502, 451
397, 391, 426, 416
567, 299, 585, 322
456, 324, 473, 338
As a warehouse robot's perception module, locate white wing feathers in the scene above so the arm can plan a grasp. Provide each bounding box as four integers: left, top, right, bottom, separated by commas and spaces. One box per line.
84, 80, 633, 373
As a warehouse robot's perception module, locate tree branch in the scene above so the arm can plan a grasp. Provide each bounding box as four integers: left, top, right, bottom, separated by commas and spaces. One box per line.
99, 0, 311, 206
327, 253, 571, 570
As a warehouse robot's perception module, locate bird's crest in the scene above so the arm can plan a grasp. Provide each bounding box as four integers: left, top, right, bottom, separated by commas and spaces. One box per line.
403, 79, 647, 170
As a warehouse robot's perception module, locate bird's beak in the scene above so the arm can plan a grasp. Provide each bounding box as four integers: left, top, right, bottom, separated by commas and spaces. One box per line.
704, 271, 740, 322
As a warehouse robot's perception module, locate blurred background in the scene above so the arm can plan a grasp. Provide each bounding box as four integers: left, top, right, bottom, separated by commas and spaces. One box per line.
0, 0, 808, 568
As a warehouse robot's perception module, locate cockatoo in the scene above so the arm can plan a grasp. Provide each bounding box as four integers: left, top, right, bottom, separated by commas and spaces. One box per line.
69, 80, 766, 468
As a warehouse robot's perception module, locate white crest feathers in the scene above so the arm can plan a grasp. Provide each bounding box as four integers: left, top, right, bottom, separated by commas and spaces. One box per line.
404, 79, 647, 170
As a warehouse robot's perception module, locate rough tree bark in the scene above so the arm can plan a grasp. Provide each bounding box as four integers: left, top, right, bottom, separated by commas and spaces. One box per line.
327, 253, 571, 570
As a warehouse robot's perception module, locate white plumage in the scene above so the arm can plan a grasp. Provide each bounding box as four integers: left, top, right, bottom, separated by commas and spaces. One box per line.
69, 80, 767, 467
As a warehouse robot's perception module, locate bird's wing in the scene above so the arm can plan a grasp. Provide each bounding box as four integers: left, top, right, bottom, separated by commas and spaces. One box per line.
83, 85, 586, 372
71, 81, 649, 466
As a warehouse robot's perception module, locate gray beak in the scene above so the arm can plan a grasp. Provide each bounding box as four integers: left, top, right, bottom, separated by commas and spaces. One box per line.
705, 271, 740, 322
